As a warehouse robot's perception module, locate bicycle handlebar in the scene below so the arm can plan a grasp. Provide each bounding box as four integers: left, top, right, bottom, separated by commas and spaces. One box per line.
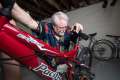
78, 31, 89, 40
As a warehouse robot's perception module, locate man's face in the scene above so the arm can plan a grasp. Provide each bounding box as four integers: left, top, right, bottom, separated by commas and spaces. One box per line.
54, 19, 68, 36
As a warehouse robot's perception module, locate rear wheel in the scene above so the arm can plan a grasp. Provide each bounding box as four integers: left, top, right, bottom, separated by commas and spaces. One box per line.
92, 39, 115, 61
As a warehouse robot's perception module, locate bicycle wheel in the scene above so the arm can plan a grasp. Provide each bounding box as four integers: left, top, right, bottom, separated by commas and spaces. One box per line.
91, 39, 115, 61
74, 65, 94, 80
77, 47, 91, 67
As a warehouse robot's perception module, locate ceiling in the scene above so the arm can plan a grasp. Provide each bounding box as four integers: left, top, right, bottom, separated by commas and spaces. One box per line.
16, 0, 102, 20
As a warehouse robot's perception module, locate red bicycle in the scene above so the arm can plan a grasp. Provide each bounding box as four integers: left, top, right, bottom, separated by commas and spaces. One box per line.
0, 3, 94, 80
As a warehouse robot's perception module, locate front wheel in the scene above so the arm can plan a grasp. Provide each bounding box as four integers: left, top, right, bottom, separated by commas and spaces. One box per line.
74, 65, 95, 80
76, 47, 91, 67
91, 39, 115, 61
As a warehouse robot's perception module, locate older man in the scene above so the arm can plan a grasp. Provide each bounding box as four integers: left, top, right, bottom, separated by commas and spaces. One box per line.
0, 0, 84, 75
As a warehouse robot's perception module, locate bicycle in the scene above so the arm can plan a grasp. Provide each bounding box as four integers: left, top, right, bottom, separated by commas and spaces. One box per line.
77, 32, 97, 69
91, 34, 120, 61
77, 32, 115, 62
0, 2, 94, 80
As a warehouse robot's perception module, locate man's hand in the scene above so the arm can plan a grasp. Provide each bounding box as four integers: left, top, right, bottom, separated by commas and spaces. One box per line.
71, 22, 84, 33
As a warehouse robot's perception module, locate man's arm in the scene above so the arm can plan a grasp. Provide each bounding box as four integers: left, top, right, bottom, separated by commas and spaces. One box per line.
12, 3, 38, 30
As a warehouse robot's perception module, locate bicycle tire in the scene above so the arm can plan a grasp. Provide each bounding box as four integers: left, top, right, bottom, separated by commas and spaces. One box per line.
77, 47, 91, 67
74, 65, 94, 80
91, 39, 115, 61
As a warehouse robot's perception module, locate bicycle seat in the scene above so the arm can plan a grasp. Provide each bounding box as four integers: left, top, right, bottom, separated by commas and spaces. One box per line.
88, 33, 97, 37
106, 35, 120, 39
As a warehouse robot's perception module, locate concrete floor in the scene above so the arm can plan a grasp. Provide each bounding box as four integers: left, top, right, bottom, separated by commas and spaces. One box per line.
92, 59, 120, 80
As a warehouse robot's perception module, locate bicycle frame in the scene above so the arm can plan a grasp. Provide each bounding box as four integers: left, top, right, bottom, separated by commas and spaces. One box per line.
0, 15, 84, 80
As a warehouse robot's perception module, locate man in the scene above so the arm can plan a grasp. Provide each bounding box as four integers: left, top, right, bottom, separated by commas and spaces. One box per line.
1, 0, 84, 74
31, 12, 84, 69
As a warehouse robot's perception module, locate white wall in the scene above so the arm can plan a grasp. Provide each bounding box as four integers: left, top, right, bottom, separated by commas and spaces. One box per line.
67, 0, 120, 39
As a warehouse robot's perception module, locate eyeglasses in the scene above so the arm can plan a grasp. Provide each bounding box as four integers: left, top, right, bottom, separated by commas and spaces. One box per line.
56, 26, 67, 29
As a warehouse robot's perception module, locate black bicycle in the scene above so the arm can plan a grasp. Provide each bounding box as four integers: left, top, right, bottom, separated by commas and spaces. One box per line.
77, 32, 97, 68
91, 34, 120, 61
74, 32, 97, 80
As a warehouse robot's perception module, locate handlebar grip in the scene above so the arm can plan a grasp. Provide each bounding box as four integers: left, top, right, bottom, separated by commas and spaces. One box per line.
78, 32, 89, 40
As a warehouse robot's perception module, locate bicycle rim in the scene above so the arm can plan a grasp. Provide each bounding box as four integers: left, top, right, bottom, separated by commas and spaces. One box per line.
92, 39, 115, 61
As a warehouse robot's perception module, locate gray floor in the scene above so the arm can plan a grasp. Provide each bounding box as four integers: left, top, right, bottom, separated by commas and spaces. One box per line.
21, 67, 42, 80
92, 59, 120, 80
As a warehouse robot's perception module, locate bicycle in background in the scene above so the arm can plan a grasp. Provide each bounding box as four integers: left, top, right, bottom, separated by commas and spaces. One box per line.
91, 34, 120, 61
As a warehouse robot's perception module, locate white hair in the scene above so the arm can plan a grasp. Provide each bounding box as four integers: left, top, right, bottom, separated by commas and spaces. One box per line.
51, 11, 69, 25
